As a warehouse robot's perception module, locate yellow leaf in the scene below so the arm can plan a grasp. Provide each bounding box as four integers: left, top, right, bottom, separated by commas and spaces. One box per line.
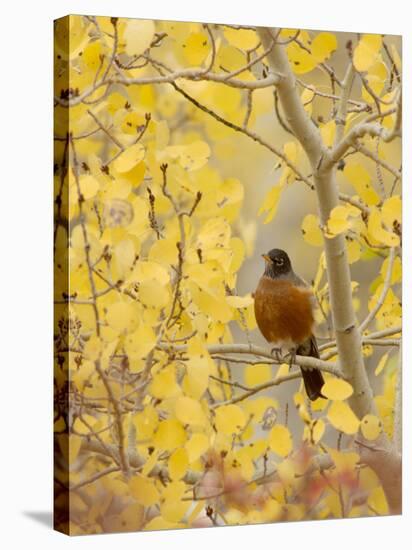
287, 41, 317, 74
360, 414, 382, 441
327, 401, 360, 434
343, 163, 380, 206
168, 448, 189, 480
129, 474, 160, 506
190, 285, 233, 323
133, 260, 170, 285
132, 405, 158, 439
182, 32, 210, 65
196, 217, 231, 250
160, 481, 190, 522
268, 425, 293, 457
367, 486, 389, 515
211, 85, 242, 116
79, 174, 100, 200
353, 34, 382, 72
359, 466, 380, 491
311, 32, 337, 62
113, 238, 137, 279
139, 279, 170, 309
120, 111, 147, 135
309, 419, 325, 443
258, 185, 283, 224
223, 27, 259, 50
175, 396, 207, 427
322, 379, 354, 400
284, 141, 298, 163
168, 141, 211, 171
149, 238, 179, 267
381, 195, 401, 228
149, 366, 180, 399
302, 214, 323, 246
214, 404, 247, 435
106, 301, 139, 333
277, 458, 295, 485
320, 120, 336, 147
141, 451, 160, 477
124, 324, 156, 363
124, 19, 155, 56
347, 239, 361, 264
113, 143, 145, 173
276, 363, 290, 379
154, 419, 186, 451
362, 57, 388, 100
328, 447, 359, 473
244, 364, 272, 386
368, 208, 400, 247
301, 87, 315, 114
226, 294, 254, 308
185, 433, 209, 462
82, 40, 103, 70
83, 335, 104, 361
106, 92, 127, 115
375, 352, 389, 376
326, 205, 351, 236
117, 161, 146, 189
217, 44, 247, 73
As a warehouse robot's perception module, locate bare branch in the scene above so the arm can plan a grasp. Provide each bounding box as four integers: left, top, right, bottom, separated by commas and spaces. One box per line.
157, 341, 341, 377
328, 92, 402, 166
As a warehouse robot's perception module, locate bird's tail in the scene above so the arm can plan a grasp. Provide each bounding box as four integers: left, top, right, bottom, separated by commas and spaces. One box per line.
297, 336, 325, 401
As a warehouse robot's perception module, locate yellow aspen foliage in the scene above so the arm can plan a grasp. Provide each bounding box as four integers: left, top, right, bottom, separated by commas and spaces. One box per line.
175, 396, 208, 427
327, 401, 360, 434
129, 474, 160, 506
54, 17, 401, 534
353, 34, 382, 72
268, 425, 293, 457
153, 419, 187, 451
301, 214, 323, 246
168, 448, 189, 480
360, 414, 382, 441
321, 379, 354, 400
214, 404, 247, 435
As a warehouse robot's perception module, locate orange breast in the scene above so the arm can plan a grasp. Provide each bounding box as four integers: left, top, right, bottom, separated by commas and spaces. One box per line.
254, 277, 315, 345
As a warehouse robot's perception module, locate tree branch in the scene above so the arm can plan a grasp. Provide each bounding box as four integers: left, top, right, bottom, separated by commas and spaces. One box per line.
327, 91, 402, 166
157, 341, 341, 376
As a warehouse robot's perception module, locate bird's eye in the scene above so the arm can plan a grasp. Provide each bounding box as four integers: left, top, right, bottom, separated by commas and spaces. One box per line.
275, 257, 284, 265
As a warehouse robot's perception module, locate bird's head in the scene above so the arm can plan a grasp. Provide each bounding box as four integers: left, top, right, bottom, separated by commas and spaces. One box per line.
262, 248, 292, 278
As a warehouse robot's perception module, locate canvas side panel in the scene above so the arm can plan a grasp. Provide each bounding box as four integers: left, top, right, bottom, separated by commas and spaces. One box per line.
54, 15, 70, 536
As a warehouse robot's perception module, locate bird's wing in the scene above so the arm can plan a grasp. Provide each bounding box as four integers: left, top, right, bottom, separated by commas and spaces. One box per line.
290, 272, 318, 312
290, 271, 309, 288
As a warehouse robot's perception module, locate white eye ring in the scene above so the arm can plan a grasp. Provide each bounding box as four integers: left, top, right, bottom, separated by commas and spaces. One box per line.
275, 257, 284, 265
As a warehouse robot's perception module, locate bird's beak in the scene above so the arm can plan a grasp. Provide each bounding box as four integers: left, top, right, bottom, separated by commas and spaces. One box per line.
262, 254, 271, 263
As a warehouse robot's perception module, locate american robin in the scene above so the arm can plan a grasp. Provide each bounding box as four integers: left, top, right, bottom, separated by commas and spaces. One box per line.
254, 248, 324, 401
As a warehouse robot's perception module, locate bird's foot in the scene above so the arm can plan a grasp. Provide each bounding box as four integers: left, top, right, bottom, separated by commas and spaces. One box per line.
270, 347, 283, 363
286, 349, 297, 370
